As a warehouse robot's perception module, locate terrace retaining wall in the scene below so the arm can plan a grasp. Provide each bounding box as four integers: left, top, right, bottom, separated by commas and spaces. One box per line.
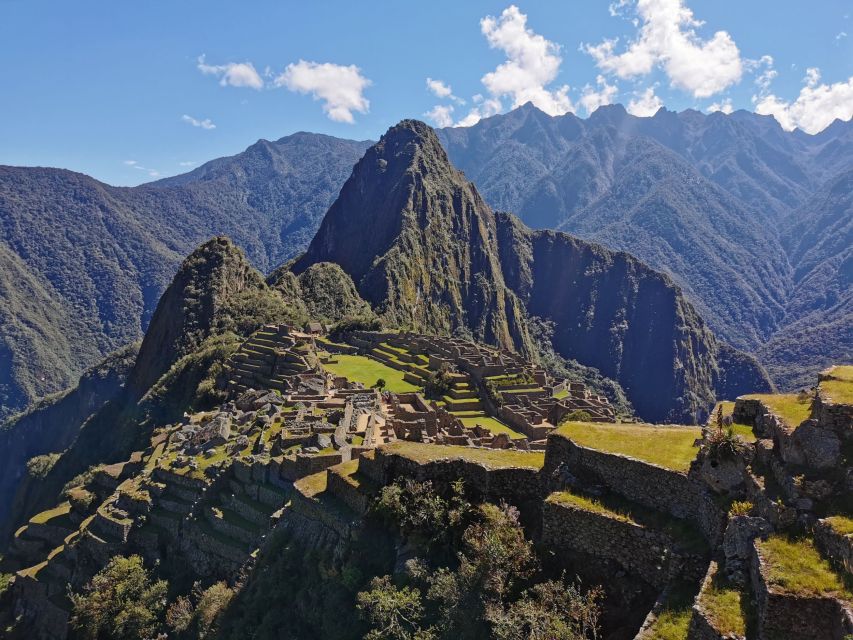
541, 497, 706, 589
544, 434, 701, 519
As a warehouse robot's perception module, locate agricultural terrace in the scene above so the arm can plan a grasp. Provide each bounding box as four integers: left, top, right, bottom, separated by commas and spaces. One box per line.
321, 354, 419, 393
555, 422, 702, 472
819, 365, 853, 404
381, 441, 545, 470
458, 415, 525, 440
740, 393, 812, 428
757, 535, 853, 599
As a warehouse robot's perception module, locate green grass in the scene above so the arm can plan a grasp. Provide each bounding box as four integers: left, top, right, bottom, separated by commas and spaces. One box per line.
819, 366, 853, 404
382, 442, 545, 470
294, 471, 328, 498
547, 491, 634, 524
553, 388, 569, 399
741, 393, 812, 428
711, 401, 755, 441
644, 582, 697, 640
144, 442, 166, 471
758, 535, 853, 598
322, 354, 419, 393
29, 502, 71, 525
825, 515, 853, 535
700, 570, 748, 636
459, 416, 525, 440
555, 422, 702, 472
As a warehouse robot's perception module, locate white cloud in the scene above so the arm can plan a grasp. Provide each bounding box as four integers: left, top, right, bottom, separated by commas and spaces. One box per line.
181, 114, 216, 130
478, 5, 574, 116
197, 55, 263, 89
751, 55, 777, 94
179, 161, 196, 167
424, 104, 455, 128
275, 60, 371, 123
754, 68, 853, 133
426, 77, 465, 104
456, 97, 503, 127
837, 31, 848, 41
708, 98, 733, 114
584, 0, 743, 98
123, 160, 137, 166
426, 78, 452, 98
626, 86, 663, 116
579, 75, 619, 115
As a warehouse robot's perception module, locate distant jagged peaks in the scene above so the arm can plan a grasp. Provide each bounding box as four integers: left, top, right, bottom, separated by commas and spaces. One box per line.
294, 119, 771, 422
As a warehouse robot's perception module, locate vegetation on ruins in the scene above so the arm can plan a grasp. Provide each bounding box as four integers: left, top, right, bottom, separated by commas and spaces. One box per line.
557, 410, 593, 425
165, 581, 234, 639
360, 481, 603, 639
728, 500, 753, 517
69, 555, 168, 640
741, 392, 813, 428
757, 535, 853, 598
423, 362, 455, 401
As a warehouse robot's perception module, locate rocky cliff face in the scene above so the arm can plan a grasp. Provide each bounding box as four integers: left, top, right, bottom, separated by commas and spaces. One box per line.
127, 237, 271, 396
294, 120, 770, 422
293, 120, 532, 355
0, 344, 137, 530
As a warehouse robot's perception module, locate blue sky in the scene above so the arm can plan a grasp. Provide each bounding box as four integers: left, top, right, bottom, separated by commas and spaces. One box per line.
2, 0, 851, 185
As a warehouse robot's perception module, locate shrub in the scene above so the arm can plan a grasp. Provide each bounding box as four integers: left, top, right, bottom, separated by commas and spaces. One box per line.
728, 500, 753, 517
559, 410, 592, 425
706, 426, 748, 460
26, 453, 61, 479
69, 555, 167, 640
423, 363, 455, 400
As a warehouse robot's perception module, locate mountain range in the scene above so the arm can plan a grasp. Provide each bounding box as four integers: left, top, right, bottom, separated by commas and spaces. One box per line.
0, 120, 768, 540
1, 105, 850, 419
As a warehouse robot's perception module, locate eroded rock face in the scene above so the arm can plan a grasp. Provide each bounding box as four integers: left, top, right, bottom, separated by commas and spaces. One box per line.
700, 455, 746, 496
793, 421, 841, 470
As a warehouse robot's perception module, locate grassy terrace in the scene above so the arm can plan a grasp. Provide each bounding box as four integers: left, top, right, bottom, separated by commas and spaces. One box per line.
700, 570, 749, 637
547, 490, 706, 552
459, 416, 525, 440
741, 393, 812, 428
643, 581, 698, 640
820, 365, 853, 404
29, 502, 71, 525
381, 441, 545, 470
711, 401, 756, 442
758, 535, 853, 598
554, 422, 702, 472
322, 354, 419, 393
825, 515, 853, 536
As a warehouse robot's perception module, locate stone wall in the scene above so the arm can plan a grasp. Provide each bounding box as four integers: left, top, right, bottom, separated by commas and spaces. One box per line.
815, 519, 853, 574
278, 452, 343, 481
370, 449, 543, 518
544, 434, 701, 519
812, 394, 853, 434
750, 539, 853, 639
541, 496, 706, 590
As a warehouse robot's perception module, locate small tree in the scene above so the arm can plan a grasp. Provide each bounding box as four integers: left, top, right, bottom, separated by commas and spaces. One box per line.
70, 555, 167, 640
357, 576, 433, 640
373, 378, 387, 391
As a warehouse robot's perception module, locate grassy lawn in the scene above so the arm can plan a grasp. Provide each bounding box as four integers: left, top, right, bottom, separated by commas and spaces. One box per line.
643, 582, 697, 640
741, 393, 812, 427
553, 388, 569, 399
382, 442, 545, 470
322, 354, 419, 393
29, 502, 71, 525
700, 567, 749, 636
547, 490, 633, 524
555, 422, 702, 472
294, 470, 328, 498
820, 366, 853, 404
758, 535, 853, 598
459, 416, 525, 440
